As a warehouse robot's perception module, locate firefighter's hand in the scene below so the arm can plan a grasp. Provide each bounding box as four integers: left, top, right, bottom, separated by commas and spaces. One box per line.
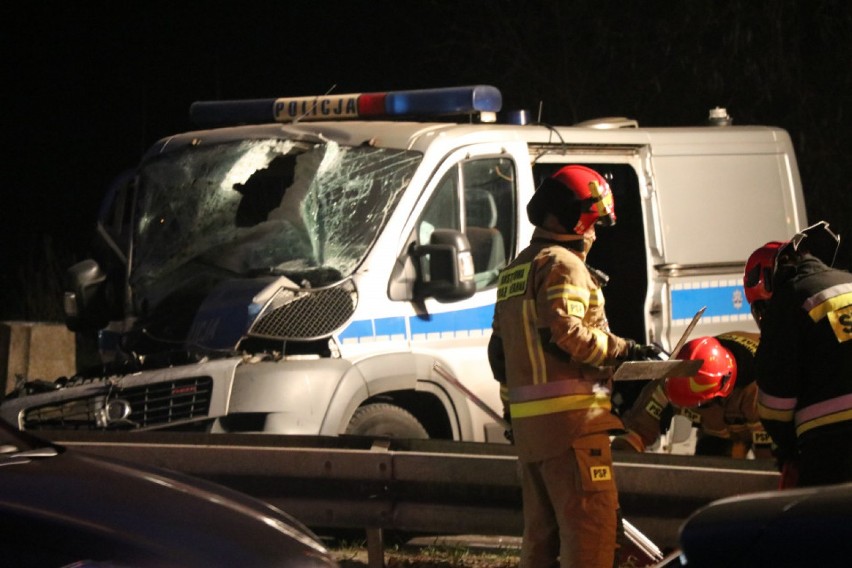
624, 341, 664, 361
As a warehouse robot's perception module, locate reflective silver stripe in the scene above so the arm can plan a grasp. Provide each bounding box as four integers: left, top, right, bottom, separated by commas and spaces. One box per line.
802, 282, 852, 312
758, 390, 797, 411
795, 393, 852, 426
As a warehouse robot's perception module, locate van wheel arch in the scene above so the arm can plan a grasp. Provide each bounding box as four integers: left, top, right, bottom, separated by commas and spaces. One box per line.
345, 391, 452, 439
344, 402, 428, 439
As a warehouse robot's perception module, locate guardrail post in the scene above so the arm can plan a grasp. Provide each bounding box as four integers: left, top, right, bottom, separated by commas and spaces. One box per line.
366, 438, 391, 567
366, 528, 384, 568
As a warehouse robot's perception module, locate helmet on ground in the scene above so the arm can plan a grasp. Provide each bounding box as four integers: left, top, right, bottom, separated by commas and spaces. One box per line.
664, 336, 736, 407
526, 165, 616, 234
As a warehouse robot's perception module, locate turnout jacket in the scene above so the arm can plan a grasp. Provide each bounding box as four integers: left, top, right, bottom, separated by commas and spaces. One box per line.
618, 332, 772, 457
488, 229, 631, 463
756, 254, 852, 460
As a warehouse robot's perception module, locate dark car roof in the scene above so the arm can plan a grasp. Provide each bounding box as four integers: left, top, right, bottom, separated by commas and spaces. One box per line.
679, 482, 852, 567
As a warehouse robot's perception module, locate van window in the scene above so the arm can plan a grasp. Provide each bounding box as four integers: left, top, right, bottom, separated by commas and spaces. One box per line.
419, 157, 516, 289
653, 154, 795, 264
98, 170, 135, 260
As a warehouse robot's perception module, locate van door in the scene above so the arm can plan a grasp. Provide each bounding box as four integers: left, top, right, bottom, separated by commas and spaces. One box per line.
529, 157, 652, 345
649, 132, 805, 341
403, 145, 521, 441
529, 152, 653, 414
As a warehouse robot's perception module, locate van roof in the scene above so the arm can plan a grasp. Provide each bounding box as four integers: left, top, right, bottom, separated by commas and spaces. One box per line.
148, 119, 794, 159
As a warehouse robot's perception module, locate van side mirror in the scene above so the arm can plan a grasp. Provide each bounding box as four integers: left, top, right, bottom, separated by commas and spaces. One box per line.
64, 259, 111, 332
413, 229, 477, 302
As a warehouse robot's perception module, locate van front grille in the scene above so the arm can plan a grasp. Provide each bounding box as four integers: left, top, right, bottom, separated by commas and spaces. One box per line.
22, 376, 213, 431
250, 279, 357, 340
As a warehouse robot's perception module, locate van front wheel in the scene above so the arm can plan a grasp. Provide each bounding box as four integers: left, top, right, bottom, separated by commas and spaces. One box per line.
345, 403, 429, 439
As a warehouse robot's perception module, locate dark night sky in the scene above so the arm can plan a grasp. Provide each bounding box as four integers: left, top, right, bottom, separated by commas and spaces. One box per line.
2, 1, 851, 320
3, 3, 448, 256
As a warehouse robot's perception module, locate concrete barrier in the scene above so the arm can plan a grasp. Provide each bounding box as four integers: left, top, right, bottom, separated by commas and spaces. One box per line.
0, 321, 75, 395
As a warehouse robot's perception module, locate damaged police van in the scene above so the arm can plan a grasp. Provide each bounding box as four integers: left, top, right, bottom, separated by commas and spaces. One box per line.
0, 86, 807, 443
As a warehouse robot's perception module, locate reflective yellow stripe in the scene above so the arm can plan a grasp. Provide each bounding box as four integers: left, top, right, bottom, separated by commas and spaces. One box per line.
576, 327, 608, 366
510, 393, 611, 418
546, 283, 590, 303
589, 288, 603, 308
796, 408, 852, 436
522, 299, 546, 385
701, 427, 731, 438
499, 384, 509, 405
758, 403, 794, 422
547, 283, 588, 319
717, 332, 759, 354
808, 291, 852, 322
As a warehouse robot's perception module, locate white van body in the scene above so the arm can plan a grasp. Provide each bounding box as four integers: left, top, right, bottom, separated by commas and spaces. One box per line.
1, 88, 806, 443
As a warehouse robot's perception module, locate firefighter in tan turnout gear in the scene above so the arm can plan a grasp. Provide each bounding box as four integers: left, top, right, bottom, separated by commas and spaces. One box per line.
612, 332, 773, 459
488, 165, 660, 568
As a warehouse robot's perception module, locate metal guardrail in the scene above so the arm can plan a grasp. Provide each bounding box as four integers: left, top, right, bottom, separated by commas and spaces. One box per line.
41, 431, 780, 551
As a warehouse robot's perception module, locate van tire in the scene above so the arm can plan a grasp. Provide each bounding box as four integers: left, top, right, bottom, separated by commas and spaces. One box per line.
345, 403, 429, 439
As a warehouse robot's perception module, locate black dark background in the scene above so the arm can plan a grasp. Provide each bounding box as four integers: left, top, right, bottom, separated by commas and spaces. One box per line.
2, 0, 850, 321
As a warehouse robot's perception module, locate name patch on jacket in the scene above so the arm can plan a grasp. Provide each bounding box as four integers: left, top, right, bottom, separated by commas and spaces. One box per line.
497, 263, 531, 301
827, 304, 852, 343
753, 430, 773, 446
645, 399, 664, 420
678, 407, 702, 424
590, 465, 612, 481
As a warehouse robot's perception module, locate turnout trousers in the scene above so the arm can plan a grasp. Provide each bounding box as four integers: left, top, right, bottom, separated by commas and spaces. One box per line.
519, 433, 619, 568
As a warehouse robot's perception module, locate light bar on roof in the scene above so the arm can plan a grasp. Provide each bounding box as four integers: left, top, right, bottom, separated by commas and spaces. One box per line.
189, 85, 502, 126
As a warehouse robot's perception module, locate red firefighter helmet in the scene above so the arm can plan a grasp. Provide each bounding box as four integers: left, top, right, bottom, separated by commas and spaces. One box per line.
664, 336, 736, 408
526, 165, 616, 234
743, 241, 787, 304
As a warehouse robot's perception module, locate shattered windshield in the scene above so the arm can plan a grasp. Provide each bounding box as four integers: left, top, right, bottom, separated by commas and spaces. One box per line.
131, 138, 420, 307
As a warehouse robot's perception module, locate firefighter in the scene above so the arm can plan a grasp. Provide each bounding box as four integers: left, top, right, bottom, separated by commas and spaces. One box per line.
488, 165, 660, 568
744, 220, 852, 487
612, 332, 773, 459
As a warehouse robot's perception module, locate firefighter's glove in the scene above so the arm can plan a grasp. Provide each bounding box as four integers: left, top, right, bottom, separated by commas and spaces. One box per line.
624, 340, 664, 361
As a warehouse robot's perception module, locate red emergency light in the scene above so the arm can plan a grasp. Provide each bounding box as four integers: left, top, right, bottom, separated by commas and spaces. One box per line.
189, 85, 503, 126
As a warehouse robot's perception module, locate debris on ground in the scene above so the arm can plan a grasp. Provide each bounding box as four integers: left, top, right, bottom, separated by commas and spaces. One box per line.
331, 540, 520, 567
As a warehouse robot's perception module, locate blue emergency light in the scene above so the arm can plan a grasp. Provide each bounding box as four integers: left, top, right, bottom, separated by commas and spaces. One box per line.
189, 85, 502, 126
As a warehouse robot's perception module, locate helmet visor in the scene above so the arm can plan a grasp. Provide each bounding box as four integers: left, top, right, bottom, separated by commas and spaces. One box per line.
589, 179, 616, 227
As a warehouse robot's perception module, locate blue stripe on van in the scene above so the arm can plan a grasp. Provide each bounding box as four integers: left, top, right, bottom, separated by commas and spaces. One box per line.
339, 304, 494, 343
671, 283, 751, 322
375, 316, 407, 337
408, 304, 494, 336
338, 319, 374, 341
